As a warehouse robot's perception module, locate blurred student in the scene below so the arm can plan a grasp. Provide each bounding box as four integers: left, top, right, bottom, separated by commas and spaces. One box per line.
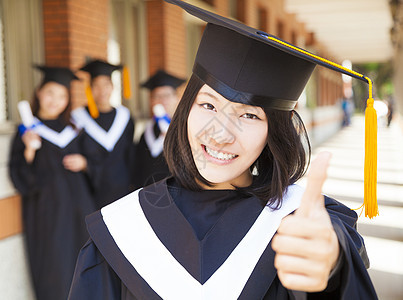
387, 94, 395, 127
72, 59, 135, 209
133, 70, 185, 189
9, 65, 95, 300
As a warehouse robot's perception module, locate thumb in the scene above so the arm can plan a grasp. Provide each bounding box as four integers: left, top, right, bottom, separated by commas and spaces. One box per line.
296, 151, 332, 217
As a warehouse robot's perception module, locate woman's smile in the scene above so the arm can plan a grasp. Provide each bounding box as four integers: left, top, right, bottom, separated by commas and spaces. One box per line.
202, 144, 238, 164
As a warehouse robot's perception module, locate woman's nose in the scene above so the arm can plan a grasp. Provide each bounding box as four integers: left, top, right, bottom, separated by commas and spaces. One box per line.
204, 118, 235, 145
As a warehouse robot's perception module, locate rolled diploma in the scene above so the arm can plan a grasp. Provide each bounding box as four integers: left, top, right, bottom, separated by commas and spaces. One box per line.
18, 100, 41, 149
152, 104, 170, 133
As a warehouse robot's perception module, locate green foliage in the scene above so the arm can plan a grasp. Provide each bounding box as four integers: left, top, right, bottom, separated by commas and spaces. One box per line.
352, 62, 394, 111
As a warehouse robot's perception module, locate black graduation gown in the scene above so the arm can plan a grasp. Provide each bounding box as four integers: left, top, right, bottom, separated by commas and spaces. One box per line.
8, 118, 96, 300
69, 178, 377, 299
132, 121, 170, 189
72, 106, 135, 209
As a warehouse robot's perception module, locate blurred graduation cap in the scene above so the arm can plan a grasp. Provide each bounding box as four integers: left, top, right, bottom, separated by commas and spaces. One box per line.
79, 59, 132, 118
141, 70, 186, 91
165, 0, 378, 218
35, 65, 79, 88
80, 59, 123, 79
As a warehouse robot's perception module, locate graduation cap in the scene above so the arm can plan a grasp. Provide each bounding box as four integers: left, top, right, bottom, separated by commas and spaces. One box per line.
80, 59, 123, 79
165, 0, 378, 218
35, 65, 79, 88
79, 59, 132, 118
141, 70, 186, 91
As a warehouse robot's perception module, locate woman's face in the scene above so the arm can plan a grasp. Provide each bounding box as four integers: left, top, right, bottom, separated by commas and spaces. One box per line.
187, 84, 268, 189
91, 75, 113, 110
37, 82, 69, 119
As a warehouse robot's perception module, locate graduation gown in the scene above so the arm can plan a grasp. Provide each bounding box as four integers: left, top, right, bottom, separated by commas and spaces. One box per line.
72, 106, 135, 209
69, 178, 377, 299
9, 118, 96, 300
133, 120, 170, 189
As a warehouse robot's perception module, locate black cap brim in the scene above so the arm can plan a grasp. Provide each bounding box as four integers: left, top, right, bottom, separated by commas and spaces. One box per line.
34, 65, 79, 88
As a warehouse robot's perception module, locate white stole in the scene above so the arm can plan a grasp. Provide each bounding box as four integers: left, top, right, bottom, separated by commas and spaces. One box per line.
71, 106, 130, 152
101, 185, 304, 300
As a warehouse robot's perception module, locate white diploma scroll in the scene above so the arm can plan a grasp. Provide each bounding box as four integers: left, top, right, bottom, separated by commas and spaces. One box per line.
18, 100, 42, 149
152, 104, 170, 133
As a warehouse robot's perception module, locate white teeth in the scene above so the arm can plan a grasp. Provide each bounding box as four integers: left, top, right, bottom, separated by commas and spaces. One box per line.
205, 146, 237, 160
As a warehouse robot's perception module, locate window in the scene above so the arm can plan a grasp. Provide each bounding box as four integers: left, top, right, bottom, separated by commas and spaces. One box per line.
0, 8, 7, 123
291, 31, 297, 45
277, 20, 284, 39
230, 0, 246, 23
257, 7, 268, 32
110, 0, 147, 118
0, 0, 43, 125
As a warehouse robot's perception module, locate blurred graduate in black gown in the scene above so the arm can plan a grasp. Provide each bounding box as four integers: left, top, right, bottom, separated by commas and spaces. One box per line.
69, 1, 378, 299
9, 65, 96, 300
133, 70, 185, 189
72, 59, 135, 209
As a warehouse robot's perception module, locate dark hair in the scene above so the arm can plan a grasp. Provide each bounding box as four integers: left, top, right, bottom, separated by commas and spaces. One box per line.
164, 74, 311, 207
31, 80, 74, 127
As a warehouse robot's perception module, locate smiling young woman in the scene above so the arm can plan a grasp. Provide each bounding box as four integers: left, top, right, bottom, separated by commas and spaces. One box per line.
9, 66, 95, 300
68, 0, 377, 299
165, 74, 309, 206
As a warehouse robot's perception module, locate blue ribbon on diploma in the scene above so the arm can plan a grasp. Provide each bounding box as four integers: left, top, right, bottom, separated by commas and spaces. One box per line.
153, 115, 171, 125
18, 121, 42, 136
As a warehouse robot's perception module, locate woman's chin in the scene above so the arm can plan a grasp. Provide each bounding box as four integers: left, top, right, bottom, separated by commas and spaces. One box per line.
197, 169, 250, 189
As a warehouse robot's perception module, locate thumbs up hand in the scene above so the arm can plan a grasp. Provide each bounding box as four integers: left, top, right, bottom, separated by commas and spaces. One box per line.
271, 152, 340, 292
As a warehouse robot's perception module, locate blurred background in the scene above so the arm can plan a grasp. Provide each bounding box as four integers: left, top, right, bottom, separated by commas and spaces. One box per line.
0, 0, 402, 299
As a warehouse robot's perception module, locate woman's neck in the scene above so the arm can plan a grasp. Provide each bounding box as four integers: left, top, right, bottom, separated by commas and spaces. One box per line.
97, 104, 113, 113
37, 111, 59, 120
197, 173, 253, 190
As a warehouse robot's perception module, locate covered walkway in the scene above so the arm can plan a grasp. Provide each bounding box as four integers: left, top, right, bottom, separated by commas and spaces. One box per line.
311, 115, 403, 300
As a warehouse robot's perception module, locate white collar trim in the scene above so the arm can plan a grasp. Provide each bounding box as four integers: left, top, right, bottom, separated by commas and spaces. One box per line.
72, 106, 130, 152
144, 120, 164, 157
101, 185, 304, 299
32, 118, 78, 148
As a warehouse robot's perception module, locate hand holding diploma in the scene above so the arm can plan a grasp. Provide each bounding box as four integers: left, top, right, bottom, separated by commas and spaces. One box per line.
153, 104, 170, 134
18, 100, 42, 150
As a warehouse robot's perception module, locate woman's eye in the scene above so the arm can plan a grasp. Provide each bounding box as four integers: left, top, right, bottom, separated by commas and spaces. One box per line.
241, 113, 260, 120
201, 103, 216, 111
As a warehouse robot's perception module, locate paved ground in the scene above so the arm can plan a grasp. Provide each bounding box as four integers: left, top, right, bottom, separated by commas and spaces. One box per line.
311, 115, 403, 300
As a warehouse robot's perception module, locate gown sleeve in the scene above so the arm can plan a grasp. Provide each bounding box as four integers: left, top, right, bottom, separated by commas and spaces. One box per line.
126, 117, 136, 191
303, 196, 378, 299
80, 131, 107, 192
68, 239, 122, 300
132, 133, 147, 190
8, 131, 38, 196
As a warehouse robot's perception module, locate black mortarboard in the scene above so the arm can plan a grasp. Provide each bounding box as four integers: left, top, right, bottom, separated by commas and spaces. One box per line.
166, 0, 378, 218
165, 0, 370, 111
35, 65, 79, 88
79, 59, 122, 79
141, 70, 186, 91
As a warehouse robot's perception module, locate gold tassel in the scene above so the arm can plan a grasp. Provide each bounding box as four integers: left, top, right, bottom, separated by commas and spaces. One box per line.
123, 66, 131, 100
85, 84, 99, 119
264, 35, 379, 219
364, 78, 378, 218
